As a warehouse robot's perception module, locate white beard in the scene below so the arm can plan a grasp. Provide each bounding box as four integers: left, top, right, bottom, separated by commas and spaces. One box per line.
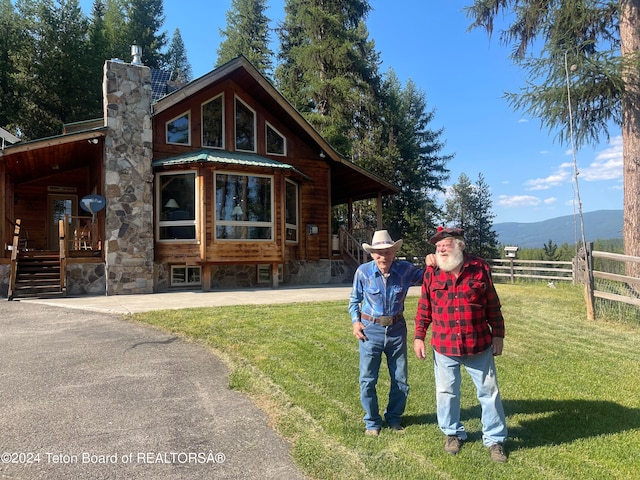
436, 248, 464, 272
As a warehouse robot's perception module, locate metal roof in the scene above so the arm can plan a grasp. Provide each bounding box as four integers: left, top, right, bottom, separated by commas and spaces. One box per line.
152, 149, 313, 181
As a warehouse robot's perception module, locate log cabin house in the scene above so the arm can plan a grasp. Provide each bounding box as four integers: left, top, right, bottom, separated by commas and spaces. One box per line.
0, 55, 398, 298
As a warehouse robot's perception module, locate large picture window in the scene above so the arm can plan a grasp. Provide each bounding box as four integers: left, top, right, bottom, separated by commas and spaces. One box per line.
285, 180, 298, 242
235, 97, 255, 152
157, 171, 197, 241
202, 94, 223, 148
166, 112, 190, 145
215, 172, 272, 240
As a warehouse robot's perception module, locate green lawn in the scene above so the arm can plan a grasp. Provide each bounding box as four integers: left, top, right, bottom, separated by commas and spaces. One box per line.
132, 283, 640, 480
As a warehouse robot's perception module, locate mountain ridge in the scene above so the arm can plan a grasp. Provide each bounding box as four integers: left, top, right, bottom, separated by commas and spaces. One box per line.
493, 210, 623, 248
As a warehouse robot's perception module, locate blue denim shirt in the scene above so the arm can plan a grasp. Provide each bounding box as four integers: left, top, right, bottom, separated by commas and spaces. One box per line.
348, 259, 424, 324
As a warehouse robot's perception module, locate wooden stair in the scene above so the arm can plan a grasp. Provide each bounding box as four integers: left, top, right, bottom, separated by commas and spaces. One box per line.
11, 251, 63, 299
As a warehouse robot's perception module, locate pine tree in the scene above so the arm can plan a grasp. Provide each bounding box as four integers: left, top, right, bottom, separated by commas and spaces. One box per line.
445, 173, 499, 258
465, 0, 640, 265
376, 70, 451, 258
166, 28, 192, 82
0, 0, 21, 131
123, 0, 167, 69
216, 0, 273, 77
275, 0, 379, 155
13, 0, 94, 138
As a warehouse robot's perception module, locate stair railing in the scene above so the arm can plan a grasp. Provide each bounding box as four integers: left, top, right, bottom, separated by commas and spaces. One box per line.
7, 219, 22, 300
339, 227, 370, 267
59, 218, 67, 292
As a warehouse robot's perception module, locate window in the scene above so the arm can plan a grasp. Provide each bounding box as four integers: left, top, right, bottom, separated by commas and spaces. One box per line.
157, 171, 197, 241
215, 172, 272, 240
235, 97, 255, 152
257, 264, 283, 284
285, 180, 298, 242
171, 265, 201, 286
202, 94, 224, 148
166, 112, 190, 145
266, 123, 286, 156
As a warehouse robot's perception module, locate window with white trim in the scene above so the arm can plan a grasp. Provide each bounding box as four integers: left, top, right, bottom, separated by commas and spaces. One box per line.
215, 172, 273, 240
285, 179, 298, 242
171, 265, 201, 286
235, 97, 255, 152
202, 94, 224, 148
166, 112, 190, 145
266, 122, 286, 156
157, 171, 197, 241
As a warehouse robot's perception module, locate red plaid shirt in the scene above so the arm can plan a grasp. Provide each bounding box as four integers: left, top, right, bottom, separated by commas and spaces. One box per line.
414, 254, 505, 356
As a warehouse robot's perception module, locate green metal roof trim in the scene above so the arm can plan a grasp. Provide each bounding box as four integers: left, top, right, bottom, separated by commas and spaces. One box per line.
152, 150, 312, 180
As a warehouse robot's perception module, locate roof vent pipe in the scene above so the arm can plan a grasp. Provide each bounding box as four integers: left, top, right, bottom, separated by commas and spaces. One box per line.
131, 45, 143, 65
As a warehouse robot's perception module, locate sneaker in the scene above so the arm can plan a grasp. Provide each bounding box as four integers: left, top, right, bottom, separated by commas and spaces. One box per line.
444, 435, 463, 455
388, 424, 405, 432
489, 443, 508, 463
365, 429, 379, 437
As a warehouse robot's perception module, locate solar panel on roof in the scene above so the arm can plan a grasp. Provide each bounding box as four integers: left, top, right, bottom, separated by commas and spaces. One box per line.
151, 68, 172, 101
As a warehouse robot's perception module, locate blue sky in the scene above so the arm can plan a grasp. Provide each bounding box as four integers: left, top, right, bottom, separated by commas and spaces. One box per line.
81, 0, 623, 224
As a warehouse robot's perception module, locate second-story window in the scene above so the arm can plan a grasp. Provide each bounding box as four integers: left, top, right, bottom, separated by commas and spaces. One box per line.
235, 97, 255, 152
166, 112, 190, 145
266, 123, 286, 156
202, 94, 224, 148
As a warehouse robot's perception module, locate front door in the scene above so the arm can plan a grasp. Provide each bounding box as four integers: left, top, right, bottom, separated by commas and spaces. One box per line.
47, 194, 77, 250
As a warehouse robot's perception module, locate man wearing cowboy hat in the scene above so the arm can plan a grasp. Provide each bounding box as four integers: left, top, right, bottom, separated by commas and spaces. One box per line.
348, 230, 424, 436
414, 226, 508, 462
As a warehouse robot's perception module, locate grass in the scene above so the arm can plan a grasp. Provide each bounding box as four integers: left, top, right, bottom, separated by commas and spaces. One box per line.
131, 283, 640, 480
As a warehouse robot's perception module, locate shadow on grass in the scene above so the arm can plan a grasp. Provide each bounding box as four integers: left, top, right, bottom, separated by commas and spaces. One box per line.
504, 399, 639, 450
403, 399, 640, 450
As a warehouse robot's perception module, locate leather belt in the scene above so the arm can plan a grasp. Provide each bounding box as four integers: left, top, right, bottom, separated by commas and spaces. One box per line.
361, 313, 403, 326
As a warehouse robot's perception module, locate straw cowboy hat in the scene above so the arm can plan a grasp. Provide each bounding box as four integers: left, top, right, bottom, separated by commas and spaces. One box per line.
429, 226, 465, 244
362, 230, 403, 254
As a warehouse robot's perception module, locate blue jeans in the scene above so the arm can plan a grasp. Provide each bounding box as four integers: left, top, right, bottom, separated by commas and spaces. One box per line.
359, 320, 408, 430
433, 348, 508, 446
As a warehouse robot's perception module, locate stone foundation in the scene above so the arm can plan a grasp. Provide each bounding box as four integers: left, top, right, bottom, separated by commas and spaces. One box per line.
66, 263, 106, 296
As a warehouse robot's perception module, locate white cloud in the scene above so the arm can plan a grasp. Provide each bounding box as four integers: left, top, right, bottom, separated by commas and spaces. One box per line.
497, 195, 541, 207
518, 118, 528, 123
580, 135, 623, 181
543, 197, 557, 205
524, 167, 571, 190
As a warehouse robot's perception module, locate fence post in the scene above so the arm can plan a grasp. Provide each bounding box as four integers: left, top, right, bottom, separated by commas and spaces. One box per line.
583, 242, 595, 320
509, 257, 515, 284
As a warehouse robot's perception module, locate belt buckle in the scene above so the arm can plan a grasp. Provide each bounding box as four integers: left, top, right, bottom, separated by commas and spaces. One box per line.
378, 316, 393, 326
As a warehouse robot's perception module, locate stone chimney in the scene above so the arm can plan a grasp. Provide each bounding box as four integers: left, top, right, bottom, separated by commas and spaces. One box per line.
102, 59, 154, 295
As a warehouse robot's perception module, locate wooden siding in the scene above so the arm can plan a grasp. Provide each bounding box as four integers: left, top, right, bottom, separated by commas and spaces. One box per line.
153, 78, 333, 268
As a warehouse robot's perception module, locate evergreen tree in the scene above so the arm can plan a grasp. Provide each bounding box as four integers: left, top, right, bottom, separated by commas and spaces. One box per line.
123, 0, 167, 69
375, 70, 451, 258
216, 0, 273, 77
166, 28, 192, 82
0, 0, 21, 132
85, 0, 109, 118
13, 0, 94, 138
464, 0, 640, 264
276, 0, 379, 155
543, 239, 560, 261
445, 173, 499, 258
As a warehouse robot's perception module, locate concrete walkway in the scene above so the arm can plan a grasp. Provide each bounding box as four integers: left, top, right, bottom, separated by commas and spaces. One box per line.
2, 286, 365, 479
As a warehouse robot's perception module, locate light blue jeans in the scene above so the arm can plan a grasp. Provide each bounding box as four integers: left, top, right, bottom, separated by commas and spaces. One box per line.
359, 320, 408, 430
433, 348, 508, 446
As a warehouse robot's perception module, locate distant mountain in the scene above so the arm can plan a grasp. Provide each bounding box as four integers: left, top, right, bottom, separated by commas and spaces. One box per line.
493, 210, 623, 248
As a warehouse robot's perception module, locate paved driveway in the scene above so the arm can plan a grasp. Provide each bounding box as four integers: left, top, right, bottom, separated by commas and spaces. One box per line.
0, 301, 305, 479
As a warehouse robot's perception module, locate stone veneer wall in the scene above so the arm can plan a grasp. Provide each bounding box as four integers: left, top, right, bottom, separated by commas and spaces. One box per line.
200, 259, 352, 290
103, 60, 155, 295
66, 263, 106, 295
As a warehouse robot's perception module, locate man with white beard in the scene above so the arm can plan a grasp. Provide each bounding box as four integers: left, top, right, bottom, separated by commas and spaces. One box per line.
414, 227, 509, 463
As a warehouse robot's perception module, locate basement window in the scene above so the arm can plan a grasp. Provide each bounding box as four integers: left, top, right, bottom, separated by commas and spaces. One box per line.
171, 265, 201, 287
